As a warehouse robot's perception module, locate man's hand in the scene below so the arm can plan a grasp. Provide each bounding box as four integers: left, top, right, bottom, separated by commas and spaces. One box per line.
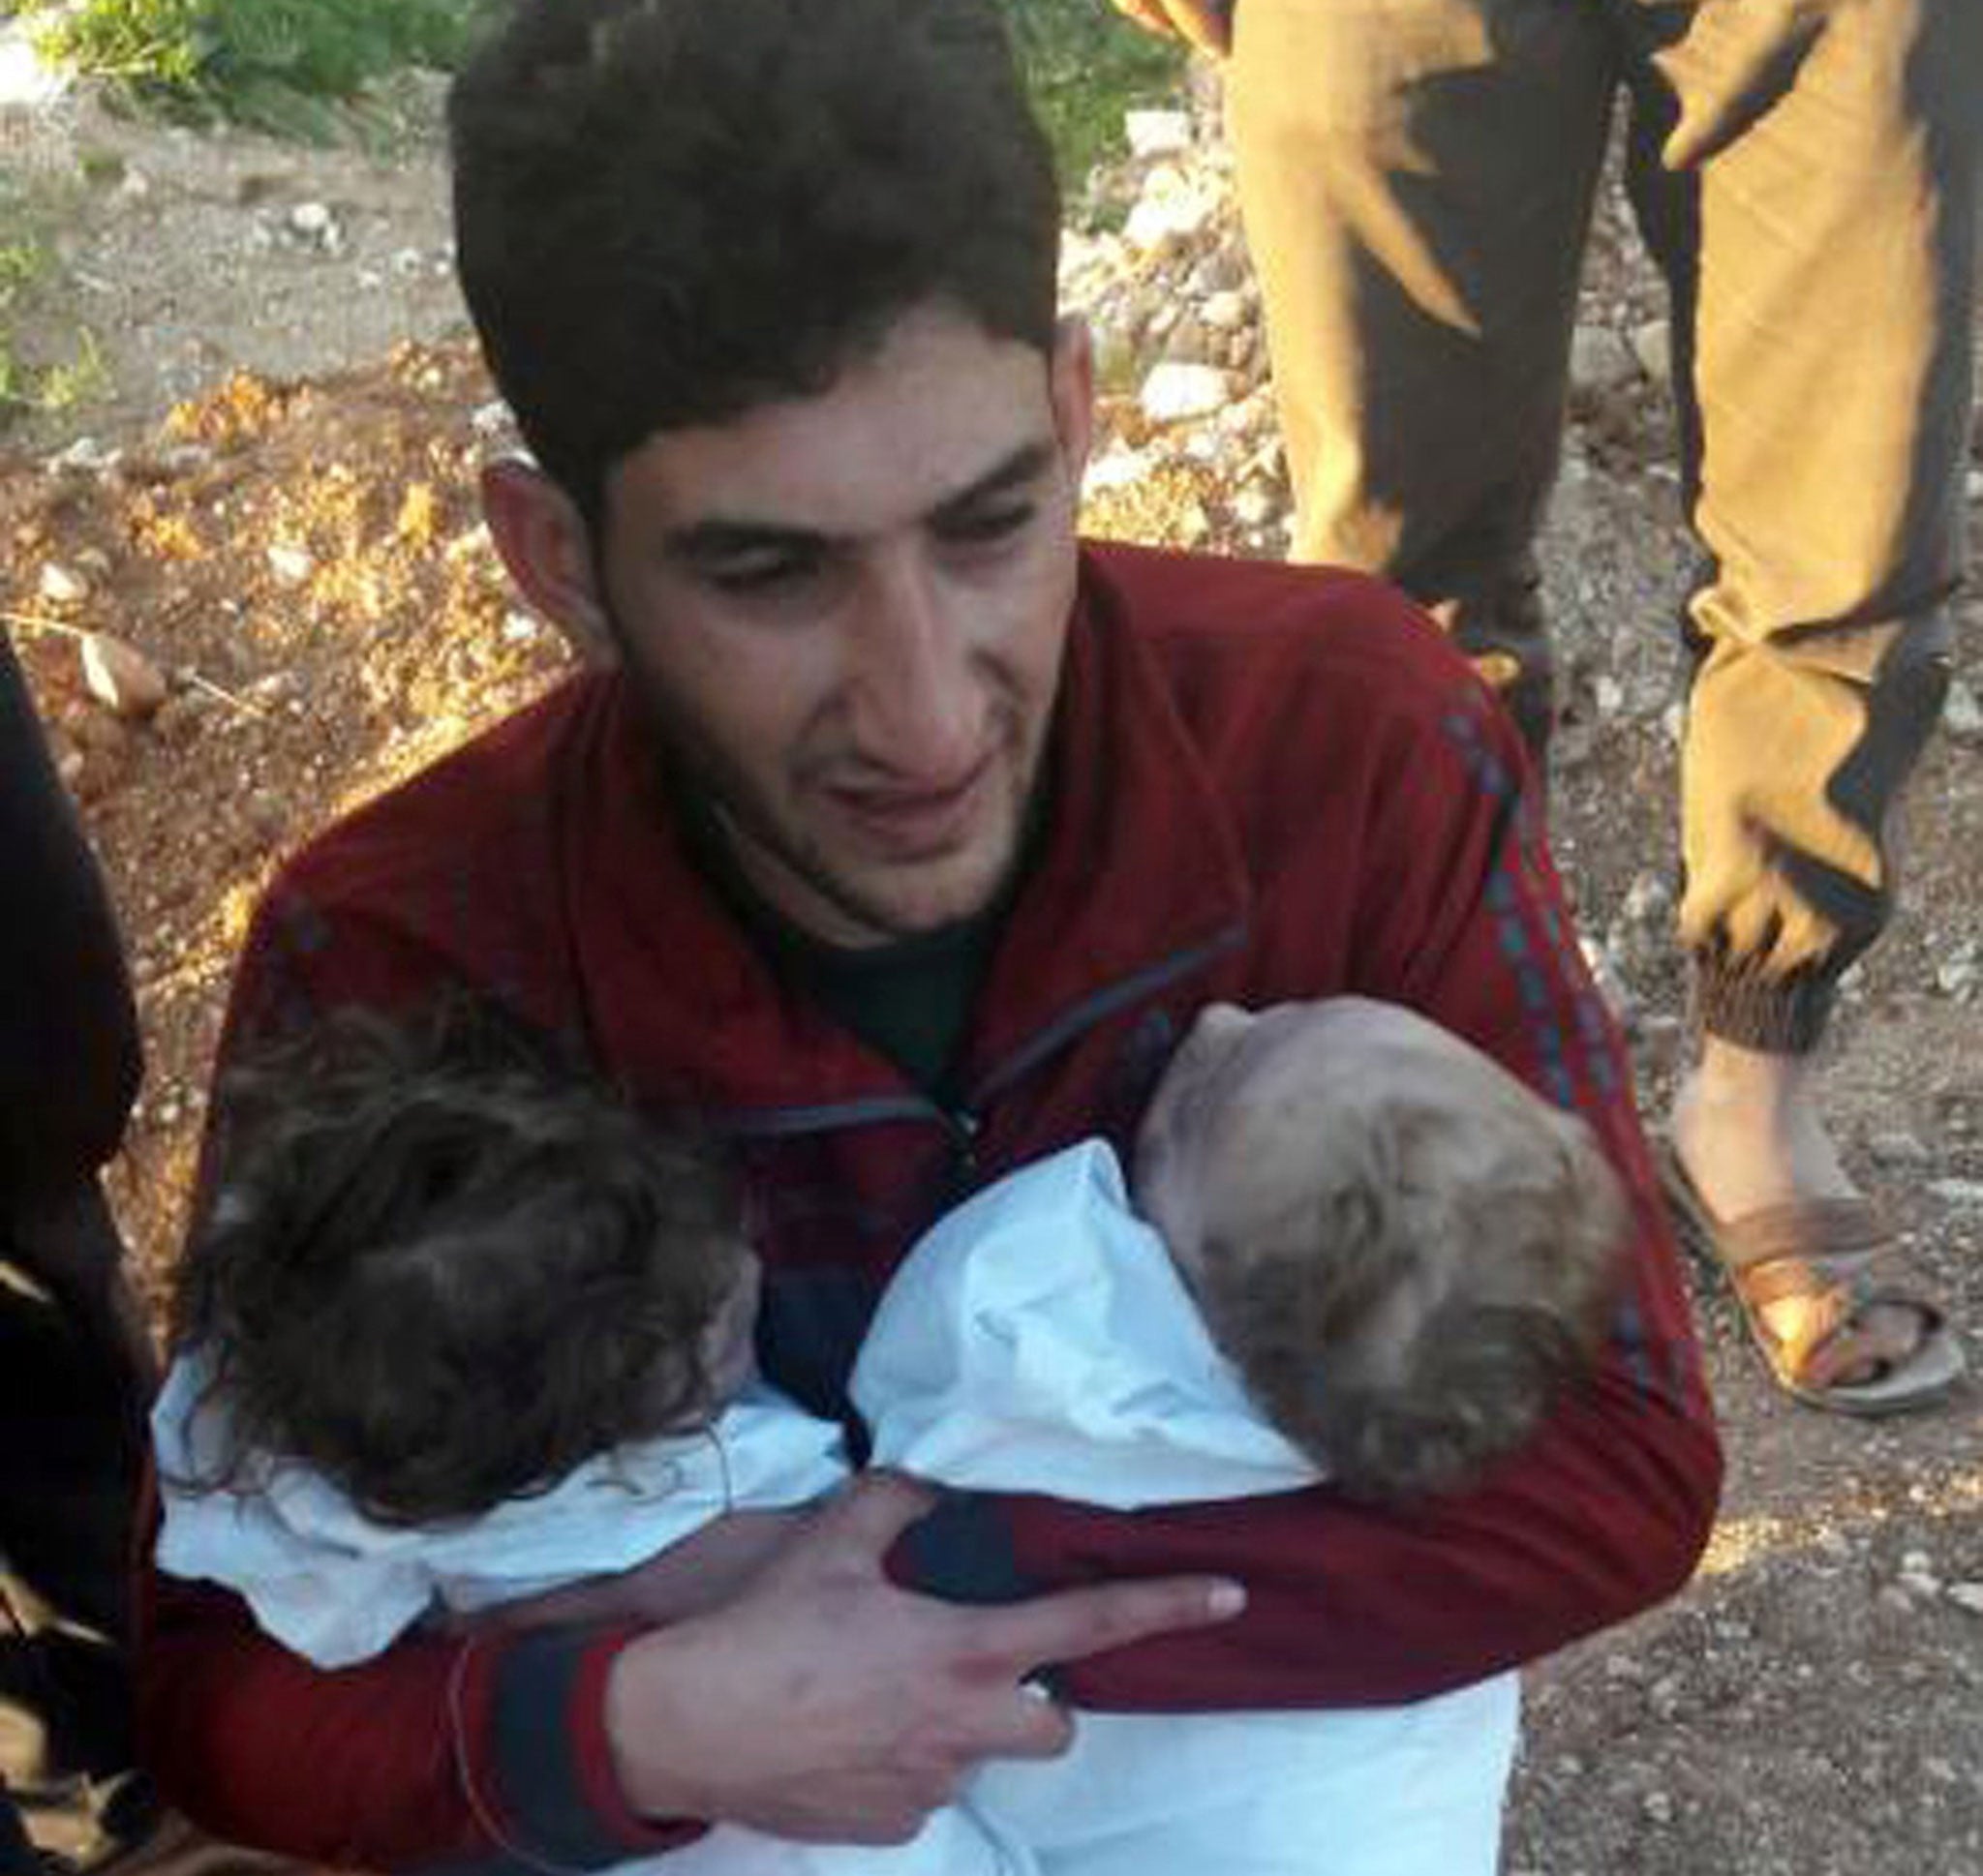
1109, 0, 1233, 57
602, 1472, 1244, 1844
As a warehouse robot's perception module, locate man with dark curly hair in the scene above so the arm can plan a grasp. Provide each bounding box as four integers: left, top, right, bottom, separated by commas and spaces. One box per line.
137, 0, 1722, 1866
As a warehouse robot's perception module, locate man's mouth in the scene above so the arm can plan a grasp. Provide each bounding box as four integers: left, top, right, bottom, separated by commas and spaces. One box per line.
826, 756, 995, 857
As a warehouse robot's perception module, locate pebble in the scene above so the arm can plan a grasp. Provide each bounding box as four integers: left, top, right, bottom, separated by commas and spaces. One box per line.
1944, 679, 1982, 740
1140, 362, 1234, 426
78, 633, 168, 720
266, 544, 316, 586
38, 560, 90, 605
1927, 1178, 1983, 1207
1202, 288, 1250, 332
1631, 318, 1673, 385
287, 200, 344, 254
1123, 109, 1193, 160
1867, 1131, 1933, 1169
1570, 324, 1636, 397
1947, 1583, 1983, 1617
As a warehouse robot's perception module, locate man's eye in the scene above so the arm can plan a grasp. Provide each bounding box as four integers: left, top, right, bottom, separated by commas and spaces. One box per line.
939, 502, 1034, 546
706, 554, 818, 594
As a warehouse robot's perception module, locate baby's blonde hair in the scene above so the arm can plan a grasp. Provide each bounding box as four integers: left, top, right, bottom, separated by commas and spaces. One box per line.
1177, 1007, 1627, 1502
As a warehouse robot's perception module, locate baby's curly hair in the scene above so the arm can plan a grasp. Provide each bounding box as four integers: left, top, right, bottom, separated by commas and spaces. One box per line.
171, 1003, 749, 1526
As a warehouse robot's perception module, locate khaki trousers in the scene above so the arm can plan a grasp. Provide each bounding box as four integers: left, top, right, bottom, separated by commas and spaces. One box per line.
1225, 0, 1980, 1050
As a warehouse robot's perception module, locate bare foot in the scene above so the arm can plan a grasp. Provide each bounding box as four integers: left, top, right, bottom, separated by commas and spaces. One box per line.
1670, 1040, 1923, 1386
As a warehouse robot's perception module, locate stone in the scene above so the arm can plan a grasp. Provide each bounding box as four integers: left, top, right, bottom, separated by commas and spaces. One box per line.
1123, 172, 1222, 255
266, 543, 316, 586
1123, 109, 1193, 160
1947, 1583, 1983, 1616
1943, 679, 1982, 740
78, 633, 168, 720
1570, 324, 1636, 398
38, 560, 90, 605
1201, 288, 1249, 332
1631, 318, 1673, 385
1139, 362, 1234, 427
1866, 1131, 1933, 1169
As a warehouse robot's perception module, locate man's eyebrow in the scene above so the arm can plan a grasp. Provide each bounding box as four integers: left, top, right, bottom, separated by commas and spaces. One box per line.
928, 440, 1057, 527
661, 440, 1058, 564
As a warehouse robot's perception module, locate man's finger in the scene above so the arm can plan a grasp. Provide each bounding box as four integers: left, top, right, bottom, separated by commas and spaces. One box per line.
804, 1469, 940, 1563
974, 1575, 1246, 1675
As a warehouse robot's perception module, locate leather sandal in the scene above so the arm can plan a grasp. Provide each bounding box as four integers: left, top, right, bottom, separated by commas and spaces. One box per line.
1657, 1141, 1966, 1417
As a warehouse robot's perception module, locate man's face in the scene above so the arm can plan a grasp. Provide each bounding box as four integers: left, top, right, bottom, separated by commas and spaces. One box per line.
595, 305, 1093, 947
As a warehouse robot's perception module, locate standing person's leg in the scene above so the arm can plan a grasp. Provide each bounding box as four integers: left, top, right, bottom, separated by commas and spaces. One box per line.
1623, 0, 1977, 1408
1222, 0, 1620, 757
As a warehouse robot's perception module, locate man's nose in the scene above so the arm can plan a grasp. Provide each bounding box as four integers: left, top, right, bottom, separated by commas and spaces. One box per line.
846, 559, 983, 777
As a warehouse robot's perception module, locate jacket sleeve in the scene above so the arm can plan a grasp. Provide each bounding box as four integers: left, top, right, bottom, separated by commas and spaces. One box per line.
0, 629, 141, 1226
135, 888, 692, 1870
893, 683, 1723, 1709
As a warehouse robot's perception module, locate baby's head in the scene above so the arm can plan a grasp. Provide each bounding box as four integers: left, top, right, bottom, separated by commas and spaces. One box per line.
173, 1004, 758, 1526
1133, 996, 1627, 1502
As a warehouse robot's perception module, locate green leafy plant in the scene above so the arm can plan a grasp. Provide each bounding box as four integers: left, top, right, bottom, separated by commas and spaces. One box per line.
20, 0, 493, 135
1008, 0, 1186, 190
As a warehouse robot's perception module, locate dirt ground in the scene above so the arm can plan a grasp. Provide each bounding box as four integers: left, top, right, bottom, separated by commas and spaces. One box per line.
2, 72, 1979, 1876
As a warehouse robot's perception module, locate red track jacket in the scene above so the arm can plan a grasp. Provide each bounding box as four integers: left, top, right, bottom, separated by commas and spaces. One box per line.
137, 541, 1721, 1869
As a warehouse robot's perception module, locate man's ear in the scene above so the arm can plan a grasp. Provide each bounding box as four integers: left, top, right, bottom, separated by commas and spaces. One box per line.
1049, 315, 1097, 488
479, 458, 617, 664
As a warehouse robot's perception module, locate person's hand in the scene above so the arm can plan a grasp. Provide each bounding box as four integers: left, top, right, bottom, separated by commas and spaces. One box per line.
446, 1508, 812, 1634
602, 1471, 1244, 1844
1109, 0, 1233, 57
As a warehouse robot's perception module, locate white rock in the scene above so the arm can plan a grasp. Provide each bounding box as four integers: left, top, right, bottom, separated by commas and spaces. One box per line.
266, 544, 315, 586
1139, 362, 1233, 427
1966, 468, 1983, 503
1083, 444, 1154, 497
1592, 674, 1627, 717
1123, 109, 1193, 160
1123, 171, 1222, 254
47, 436, 119, 474
1201, 289, 1249, 332
78, 633, 168, 720
1927, 1178, 1983, 1207
1570, 324, 1636, 397
1942, 679, 1982, 740
1946, 1583, 1983, 1616
1231, 481, 1282, 530
38, 561, 91, 605
1631, 318, 1673, 385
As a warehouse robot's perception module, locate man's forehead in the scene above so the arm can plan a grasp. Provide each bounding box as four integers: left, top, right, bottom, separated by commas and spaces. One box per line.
603, 308, 1060, 544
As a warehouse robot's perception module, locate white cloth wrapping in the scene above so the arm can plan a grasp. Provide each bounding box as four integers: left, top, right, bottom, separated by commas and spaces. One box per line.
853, 1140, 1317, 1503
151, 1355, 851, 1670
151, 1138, 1516, 1873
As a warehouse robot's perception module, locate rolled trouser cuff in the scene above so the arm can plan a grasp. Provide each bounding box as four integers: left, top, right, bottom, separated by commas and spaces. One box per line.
1691, 957, 1835, 1055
